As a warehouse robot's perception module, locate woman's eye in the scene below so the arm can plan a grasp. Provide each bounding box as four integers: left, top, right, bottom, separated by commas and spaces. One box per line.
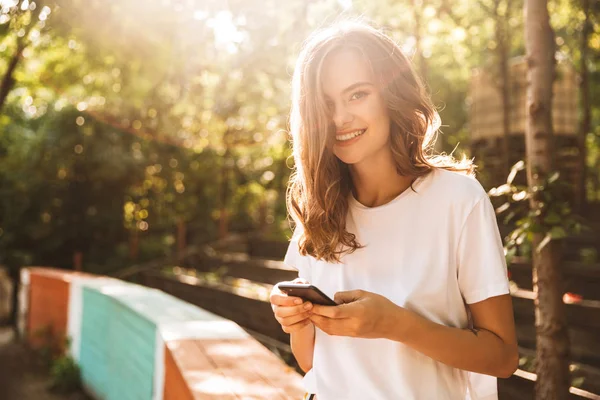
350, 91, 368, 101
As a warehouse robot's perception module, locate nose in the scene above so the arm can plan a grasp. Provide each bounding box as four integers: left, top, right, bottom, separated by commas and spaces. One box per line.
332, 104, 354, 130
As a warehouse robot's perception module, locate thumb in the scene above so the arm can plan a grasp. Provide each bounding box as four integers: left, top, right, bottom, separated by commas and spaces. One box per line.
334, 289, 364, 304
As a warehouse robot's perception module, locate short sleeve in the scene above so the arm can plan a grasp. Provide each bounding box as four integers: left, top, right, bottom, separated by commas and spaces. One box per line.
283, 225, 312, 282
457, 196, 510, 304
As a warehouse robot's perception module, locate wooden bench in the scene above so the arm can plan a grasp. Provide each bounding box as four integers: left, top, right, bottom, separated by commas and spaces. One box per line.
21, 267, 304, 400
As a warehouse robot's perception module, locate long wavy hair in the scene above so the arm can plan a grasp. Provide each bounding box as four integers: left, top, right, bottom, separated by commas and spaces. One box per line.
287, 20, 474, 263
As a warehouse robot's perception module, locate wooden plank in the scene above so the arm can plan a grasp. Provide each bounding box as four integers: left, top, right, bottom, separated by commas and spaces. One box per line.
509, 259, 600, 300
164, 337, 304, 400
140, 273, 289, 344
165, 340, 236, 400
515, 322, 600, 369
163, 343, 194, 400
28, 272, 70, 350
518, 346, 600, 395
184, 254, 297, 285
247, 238, 289, 260
512, 290, 600, 368
198, 338, 290, 400
512, 289, 600, 330
510, 259, 600, 279
221, 338, 304, 400
498, 369, 600, 400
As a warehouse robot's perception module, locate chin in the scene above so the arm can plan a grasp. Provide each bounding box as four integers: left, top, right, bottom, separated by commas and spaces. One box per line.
333, 151, 365, 165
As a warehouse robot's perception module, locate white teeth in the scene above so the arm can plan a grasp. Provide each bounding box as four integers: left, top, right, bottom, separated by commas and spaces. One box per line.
336, 129, 366, 141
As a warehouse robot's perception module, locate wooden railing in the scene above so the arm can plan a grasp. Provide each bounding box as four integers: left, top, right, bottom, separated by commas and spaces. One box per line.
134, 250, 600, 399
509, 258, 600, 301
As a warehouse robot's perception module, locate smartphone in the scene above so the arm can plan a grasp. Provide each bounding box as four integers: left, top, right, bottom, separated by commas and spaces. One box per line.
277, 283, 337, 306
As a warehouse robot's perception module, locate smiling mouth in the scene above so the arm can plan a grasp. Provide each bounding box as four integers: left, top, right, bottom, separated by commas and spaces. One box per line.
336, 129, 366, 142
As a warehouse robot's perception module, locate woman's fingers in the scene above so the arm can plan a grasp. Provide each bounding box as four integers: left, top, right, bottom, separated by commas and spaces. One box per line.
273, 303, 313, 331
274, 302, 312, 318
270, 279, 314, 333
271, 293, 303, 306
277, 309, 312, 326
277, 312, 311, 333
274, 303, 312, 327
281, 316, 313, 333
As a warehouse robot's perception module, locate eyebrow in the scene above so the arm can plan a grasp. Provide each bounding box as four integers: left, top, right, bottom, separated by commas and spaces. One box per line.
341, 81, 373, 94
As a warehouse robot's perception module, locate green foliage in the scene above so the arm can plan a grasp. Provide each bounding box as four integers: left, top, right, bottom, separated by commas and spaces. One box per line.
49, 354, 82, 394
30, 327, 82, 393
0, 0, 598, 273
32, 324, 61, 366
579, 247, 598, 264
489, 161, 588, 262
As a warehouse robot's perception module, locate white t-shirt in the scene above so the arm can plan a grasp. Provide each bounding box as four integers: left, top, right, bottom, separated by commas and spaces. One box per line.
284, 168, 510, 400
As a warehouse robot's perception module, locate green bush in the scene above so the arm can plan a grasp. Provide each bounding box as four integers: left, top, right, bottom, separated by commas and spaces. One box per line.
50, 354, 82, 394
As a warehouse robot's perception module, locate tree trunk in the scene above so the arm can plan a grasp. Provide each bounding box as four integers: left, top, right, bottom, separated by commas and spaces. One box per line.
129, 228, 139, 261
219, 147, 231, 240
412, 0, 438, 152
496, 0, 512, 176
73, 251, 83, 271
576, 0, 591, 212
8, 266, 19, 330
531, 240, 570, 399
0, 11, 39, 114
524, 0, 570, 398
412, 0, 428, 83
498, 29, 511, 176
177, 218, 186, 262
0, 43, 24, 114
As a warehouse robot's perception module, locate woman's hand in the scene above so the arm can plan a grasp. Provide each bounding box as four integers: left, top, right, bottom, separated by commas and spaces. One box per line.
309, 289, 409, 339
270, 278, 314, 334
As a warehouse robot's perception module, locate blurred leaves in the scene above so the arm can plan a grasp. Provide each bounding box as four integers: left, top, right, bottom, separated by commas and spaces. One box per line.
0, 0, 598, 271
489, 161, 589, 260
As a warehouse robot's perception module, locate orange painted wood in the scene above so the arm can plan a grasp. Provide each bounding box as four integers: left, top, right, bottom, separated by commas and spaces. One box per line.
27, 267, 96, 281
163, 342, 195, 400
164, 338, 304, 400
25, 267, 98, 351
27, 270, 71, 350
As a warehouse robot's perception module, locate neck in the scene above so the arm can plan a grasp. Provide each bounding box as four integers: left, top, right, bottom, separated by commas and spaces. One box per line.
349, 148, 414, 208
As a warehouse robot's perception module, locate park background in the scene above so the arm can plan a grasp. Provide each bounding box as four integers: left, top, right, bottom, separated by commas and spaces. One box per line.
0, 0, 599, 399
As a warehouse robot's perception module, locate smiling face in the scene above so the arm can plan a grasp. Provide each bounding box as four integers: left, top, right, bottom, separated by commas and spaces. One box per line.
320, 47, 391, 166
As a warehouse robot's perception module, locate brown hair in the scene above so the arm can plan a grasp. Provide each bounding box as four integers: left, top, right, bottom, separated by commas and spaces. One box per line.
287, 20, 474, 263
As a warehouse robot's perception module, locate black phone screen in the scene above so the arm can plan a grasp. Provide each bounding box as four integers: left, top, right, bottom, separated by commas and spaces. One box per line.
278, 283, 337, 306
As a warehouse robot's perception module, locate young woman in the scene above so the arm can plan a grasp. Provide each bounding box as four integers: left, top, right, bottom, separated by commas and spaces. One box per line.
270, 21, 518, 400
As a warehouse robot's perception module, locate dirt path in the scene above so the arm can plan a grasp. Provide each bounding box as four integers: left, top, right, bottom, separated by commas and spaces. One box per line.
0, 326, 89, 400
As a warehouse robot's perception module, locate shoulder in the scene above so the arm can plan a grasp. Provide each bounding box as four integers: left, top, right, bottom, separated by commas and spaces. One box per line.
290, 224, 304, 242
429, 168, 487, 196
423, 168, 488, 210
